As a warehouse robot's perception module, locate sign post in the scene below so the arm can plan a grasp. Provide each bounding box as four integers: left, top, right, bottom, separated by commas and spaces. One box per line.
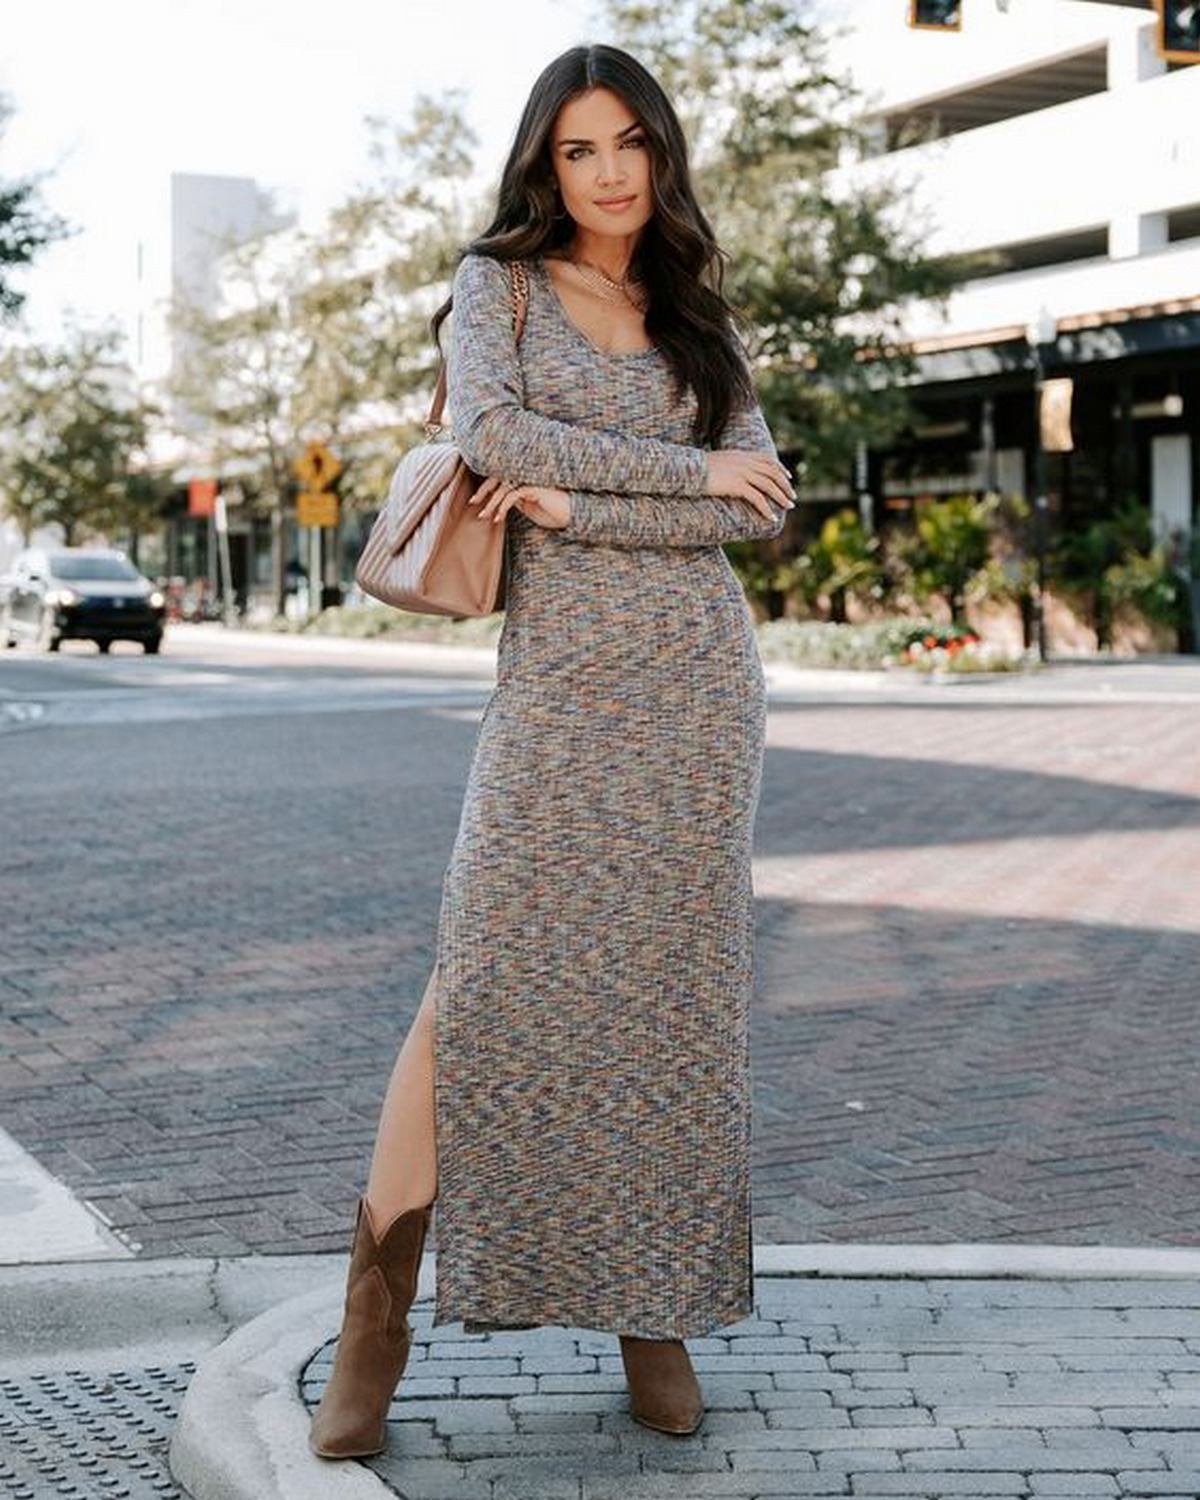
214, 493, 238, 624
292, 443, 342, 618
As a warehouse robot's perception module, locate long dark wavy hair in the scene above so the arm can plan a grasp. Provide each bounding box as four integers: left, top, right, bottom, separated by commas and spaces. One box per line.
431, 43, 753, 446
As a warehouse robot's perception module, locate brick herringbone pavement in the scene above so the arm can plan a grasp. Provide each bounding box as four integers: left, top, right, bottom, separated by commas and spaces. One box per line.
2, 666, 1198, 1255
751, 697, 1200, 1247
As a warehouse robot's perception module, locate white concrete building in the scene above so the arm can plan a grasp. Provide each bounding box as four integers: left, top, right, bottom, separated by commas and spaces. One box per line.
132, 172, 292, 407
823, 0, 1198, 550
129, 174, 295, 603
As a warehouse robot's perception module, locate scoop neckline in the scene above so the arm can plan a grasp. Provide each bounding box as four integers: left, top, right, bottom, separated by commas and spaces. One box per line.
533, 255, 660, 362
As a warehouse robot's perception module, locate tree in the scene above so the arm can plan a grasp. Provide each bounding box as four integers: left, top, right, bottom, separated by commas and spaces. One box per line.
0, 93, 69, 320
170, 222, 317, 614
169, 93, 482, 610
0, 325, 159, 546
602, 0, 989, 491
299, 93, 484, 513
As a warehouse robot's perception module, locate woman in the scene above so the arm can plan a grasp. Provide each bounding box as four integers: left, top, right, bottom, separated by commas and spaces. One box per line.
310, 42, 794, 1459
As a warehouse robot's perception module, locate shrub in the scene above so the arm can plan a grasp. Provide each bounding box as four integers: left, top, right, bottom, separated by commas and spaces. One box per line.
783, 508, 885, 622
900, 494, 998, 626
1104, 547, 1190, 636
755, 617, 1034, 673
1052, 503, 1188, 648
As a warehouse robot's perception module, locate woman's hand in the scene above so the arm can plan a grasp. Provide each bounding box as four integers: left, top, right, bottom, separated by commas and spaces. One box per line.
705, 451, 795, 518
469, 476, 570, 530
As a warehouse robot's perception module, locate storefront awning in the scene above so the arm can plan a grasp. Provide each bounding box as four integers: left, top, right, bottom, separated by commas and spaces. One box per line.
899, 308, 1200, 386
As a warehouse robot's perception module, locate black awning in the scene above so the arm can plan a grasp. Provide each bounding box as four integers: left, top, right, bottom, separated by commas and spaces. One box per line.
894, 309, 1200, 389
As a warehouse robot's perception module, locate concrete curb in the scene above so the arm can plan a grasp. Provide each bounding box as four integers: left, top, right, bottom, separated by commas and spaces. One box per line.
169, 1278, 390, 1500
754, 1240, 1200, 1277
173, 622, 501, 670
166, 1239, 1200, 1500
0, 1251, 345, 1376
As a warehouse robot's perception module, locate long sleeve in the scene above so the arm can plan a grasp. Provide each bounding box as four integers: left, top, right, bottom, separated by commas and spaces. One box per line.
447, 253, 710, 496
558, 489, 786, 548
558, 365, 787, 550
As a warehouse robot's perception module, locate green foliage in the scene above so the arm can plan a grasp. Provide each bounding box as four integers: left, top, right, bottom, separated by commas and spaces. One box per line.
1104, 547, 1189, 635
755, 616, 1032, 672
0, 94, 70, 320
721, 539, 793, 618
756, 616, 940, 669
1049, 502, 1186, 647
290, 602, 506, 644
900, 493, 998, 624
312, 91, 484, 454
599, 0, 989, 484
784, 506, 883, 621
1053, 501, 1150, 585
0, 325, 160, 544
169, 92, 484, 607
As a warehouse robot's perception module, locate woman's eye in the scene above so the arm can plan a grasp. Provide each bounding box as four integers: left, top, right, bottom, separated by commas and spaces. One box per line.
563, 137, 644, 161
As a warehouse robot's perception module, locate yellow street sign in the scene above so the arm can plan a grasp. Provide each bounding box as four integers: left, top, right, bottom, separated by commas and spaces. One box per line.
297, 491, 340, 528
293, 441, 342, 492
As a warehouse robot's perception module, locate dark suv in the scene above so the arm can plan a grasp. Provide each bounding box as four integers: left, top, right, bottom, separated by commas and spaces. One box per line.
2, 547, 167, 654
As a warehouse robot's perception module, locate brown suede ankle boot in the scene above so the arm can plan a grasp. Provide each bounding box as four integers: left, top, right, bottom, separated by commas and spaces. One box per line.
309, 1194, 433, 1458
619, 1335, 705, 1435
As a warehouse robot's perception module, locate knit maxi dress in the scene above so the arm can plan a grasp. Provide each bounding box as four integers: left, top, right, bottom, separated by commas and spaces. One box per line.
431, 252, 784, 1340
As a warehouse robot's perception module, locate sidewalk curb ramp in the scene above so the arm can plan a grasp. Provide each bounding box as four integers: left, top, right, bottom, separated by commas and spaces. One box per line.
168, 1241, 1200, 1500
169, 1274, 401, 1500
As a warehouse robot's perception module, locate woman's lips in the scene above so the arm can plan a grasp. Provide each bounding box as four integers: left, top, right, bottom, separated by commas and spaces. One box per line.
595, 195, 638, 213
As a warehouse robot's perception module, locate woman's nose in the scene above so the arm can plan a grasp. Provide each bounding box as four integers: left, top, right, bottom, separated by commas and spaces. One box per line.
595, 154, 627, 186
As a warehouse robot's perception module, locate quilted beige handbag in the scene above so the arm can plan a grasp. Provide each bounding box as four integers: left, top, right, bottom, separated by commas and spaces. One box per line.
355, 258, 529, 617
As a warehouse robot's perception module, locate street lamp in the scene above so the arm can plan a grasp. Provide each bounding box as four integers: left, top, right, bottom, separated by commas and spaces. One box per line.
1025, 307, 1057, 663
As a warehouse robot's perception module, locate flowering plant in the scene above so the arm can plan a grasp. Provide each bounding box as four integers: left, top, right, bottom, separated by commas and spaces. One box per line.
754, 618, 1037, 673
899, 625, 978, 660
893, 626, 1032, 674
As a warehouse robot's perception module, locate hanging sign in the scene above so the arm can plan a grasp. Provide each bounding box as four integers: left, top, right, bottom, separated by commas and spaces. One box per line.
1039, 378, 1075, 454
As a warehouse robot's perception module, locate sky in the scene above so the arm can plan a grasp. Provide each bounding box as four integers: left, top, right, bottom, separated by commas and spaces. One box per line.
0, 0, 601, 342
1, 0, 1119, 349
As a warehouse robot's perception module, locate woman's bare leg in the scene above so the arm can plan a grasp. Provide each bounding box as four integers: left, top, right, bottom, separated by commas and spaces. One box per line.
364, 963, 439, 1227
311, 972, 437, 1457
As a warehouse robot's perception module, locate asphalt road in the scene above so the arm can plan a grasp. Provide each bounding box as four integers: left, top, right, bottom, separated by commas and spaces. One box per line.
3, 625, 1199, 1258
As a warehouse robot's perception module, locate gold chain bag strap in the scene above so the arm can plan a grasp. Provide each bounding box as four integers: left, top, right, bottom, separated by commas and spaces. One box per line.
355, 258, 530, 617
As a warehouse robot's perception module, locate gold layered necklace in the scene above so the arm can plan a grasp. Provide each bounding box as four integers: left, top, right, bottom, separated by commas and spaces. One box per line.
566, 255, 649, 312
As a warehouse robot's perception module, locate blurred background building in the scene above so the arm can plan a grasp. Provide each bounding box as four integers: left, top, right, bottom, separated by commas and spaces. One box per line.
138, 174, 295, 613
825, 0, 1197, 550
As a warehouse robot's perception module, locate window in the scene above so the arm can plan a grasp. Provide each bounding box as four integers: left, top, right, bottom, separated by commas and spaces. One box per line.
50, 553, 141, 582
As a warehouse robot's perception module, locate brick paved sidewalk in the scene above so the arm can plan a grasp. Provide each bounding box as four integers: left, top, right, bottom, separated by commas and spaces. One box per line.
749, 691, 1200, 1249
300, 1274, 1200, 1500
2, 655, 1198, 1257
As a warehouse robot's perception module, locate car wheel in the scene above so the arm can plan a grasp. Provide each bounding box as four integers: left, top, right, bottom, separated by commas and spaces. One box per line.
36, 610, 61, 654
1, 606, 14, 648
96, 639, 111, 654
143, 635, 162, 655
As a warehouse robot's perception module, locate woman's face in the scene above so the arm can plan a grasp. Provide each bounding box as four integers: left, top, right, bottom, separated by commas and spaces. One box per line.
548, 85, 654, 242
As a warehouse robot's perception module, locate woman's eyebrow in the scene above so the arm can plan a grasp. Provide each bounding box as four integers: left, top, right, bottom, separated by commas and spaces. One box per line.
555, 121, 643, 147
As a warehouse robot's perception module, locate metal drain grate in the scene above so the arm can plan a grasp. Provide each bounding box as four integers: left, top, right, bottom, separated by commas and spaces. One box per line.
0, 1364, 195, 1500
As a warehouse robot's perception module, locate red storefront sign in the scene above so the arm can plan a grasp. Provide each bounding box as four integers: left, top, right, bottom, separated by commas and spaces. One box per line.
188, 479, 218, 517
